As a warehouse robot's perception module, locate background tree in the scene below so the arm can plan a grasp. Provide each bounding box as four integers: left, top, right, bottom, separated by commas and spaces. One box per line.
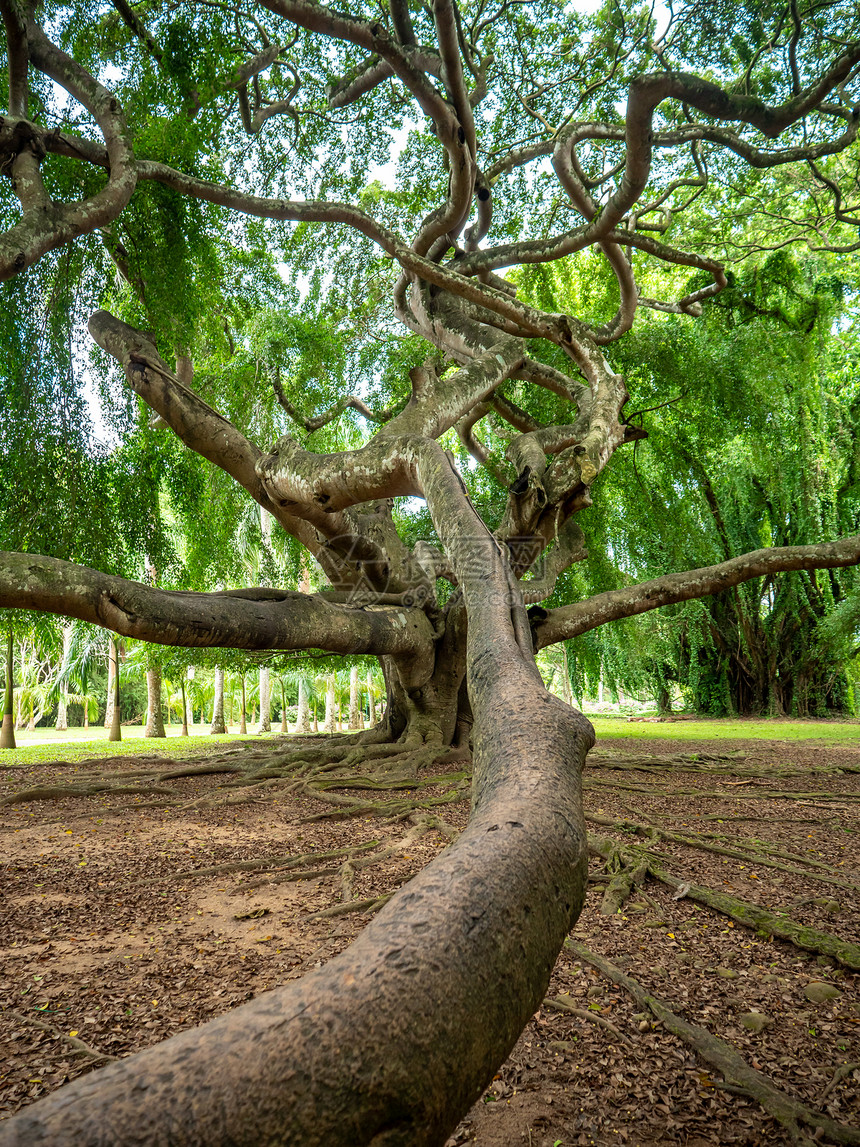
2, 0, 860, 1142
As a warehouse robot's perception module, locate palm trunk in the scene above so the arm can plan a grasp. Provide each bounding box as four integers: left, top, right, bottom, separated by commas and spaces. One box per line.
240, 677, 247, 734
145, 665, 166, 737
56, 622, 72, 732
107, 637, 121, 742
257, 667, 271, 733
104, 639, 116, 729
323, 674, 336, 733
211, 668, 226, 734
180, 679, 189, 736
367, 669, 376, 727
348, 664, 362, 729
293, 678, 311, 734
1, 630, 15, 749
280, 680, 288, 733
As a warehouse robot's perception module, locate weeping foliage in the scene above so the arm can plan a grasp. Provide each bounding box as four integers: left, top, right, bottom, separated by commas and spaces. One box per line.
534, 253, 860, 715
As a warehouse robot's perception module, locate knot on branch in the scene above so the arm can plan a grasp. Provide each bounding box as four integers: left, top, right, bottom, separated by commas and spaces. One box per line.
0, 117, 47, 177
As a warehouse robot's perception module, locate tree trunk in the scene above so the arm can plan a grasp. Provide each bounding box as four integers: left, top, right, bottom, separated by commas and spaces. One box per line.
348, 664, 362, 729
0, 584, 594, 1147
280, 680, 288, 733
180, 679, 189, 736
240, 677, 247, 734
292, 677, 310, 734
210, 668, 226, 734
145, 666, 166, 737
0, 630, 15, 749
257, 667, 271, 733
323, 673, 336, 733
656, 685, 672, 715
107, 637, 121, 742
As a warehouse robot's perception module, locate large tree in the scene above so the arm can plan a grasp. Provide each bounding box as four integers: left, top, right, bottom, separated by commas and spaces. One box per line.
2, 0, 860, 1142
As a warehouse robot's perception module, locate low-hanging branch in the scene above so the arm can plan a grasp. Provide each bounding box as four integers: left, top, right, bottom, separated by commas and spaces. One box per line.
535, 536, 860, 648
0, 552, 436, 665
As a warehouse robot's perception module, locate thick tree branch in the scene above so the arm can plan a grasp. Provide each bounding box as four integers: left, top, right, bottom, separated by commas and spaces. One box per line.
0, 553, 436, 665
536, 536, 860, 648
0, 20, 137, 279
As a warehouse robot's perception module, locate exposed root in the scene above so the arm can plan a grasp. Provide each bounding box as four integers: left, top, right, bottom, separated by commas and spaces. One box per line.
543, 994, 635, 1048
1, 783, 176, 805
307, 890, 395, 920
4, 1008, 119, 1064
821, 1062, 860, 1103
649, 865, 860, 971
599, 857, 649, 916
567, 942, 860, 1147
585, 812, 860, 893
586, 778, 860, 804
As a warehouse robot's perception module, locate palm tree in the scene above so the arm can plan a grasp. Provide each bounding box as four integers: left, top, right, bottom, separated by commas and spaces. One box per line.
1, 629, 15, 748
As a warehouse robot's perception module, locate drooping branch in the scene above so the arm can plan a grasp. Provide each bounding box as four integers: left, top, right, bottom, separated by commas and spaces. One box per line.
271, 366, 399, 431
0, 552, 437, 666
86, 311, 383, 577
535, 535, 860, 649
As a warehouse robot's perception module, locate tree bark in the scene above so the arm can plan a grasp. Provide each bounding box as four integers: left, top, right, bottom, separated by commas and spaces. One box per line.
239, 677, 247, 734
0, 552, 435, 663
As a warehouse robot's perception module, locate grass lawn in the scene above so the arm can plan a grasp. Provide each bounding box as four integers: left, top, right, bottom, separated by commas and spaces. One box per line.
0, 724, 276, 768
590, 714, 860, 743
0, 716, 856, 769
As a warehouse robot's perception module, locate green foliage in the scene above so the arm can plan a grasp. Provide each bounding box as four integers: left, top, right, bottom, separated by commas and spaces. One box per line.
529, 253, 860, 716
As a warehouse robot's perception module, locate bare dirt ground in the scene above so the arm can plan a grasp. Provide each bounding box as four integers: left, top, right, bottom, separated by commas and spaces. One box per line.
1, 731, 858, 1145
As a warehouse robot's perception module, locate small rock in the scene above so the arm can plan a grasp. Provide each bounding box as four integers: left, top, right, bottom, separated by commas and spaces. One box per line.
715, 967, 738, 979
638, 1020, 651, 1033
650, 965, 668, 978
816, 955, 835, 967
761, 974, 779, 984
738, 1011, 774, 1034
812, 898, 841, 913
586, 985, 603, 999
804, 981, 842, 1004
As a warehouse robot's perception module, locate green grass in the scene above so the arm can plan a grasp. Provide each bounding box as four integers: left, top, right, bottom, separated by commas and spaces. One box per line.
590, 715, 860, 743
0, 724, 274, 768
1, 716, 856, 771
